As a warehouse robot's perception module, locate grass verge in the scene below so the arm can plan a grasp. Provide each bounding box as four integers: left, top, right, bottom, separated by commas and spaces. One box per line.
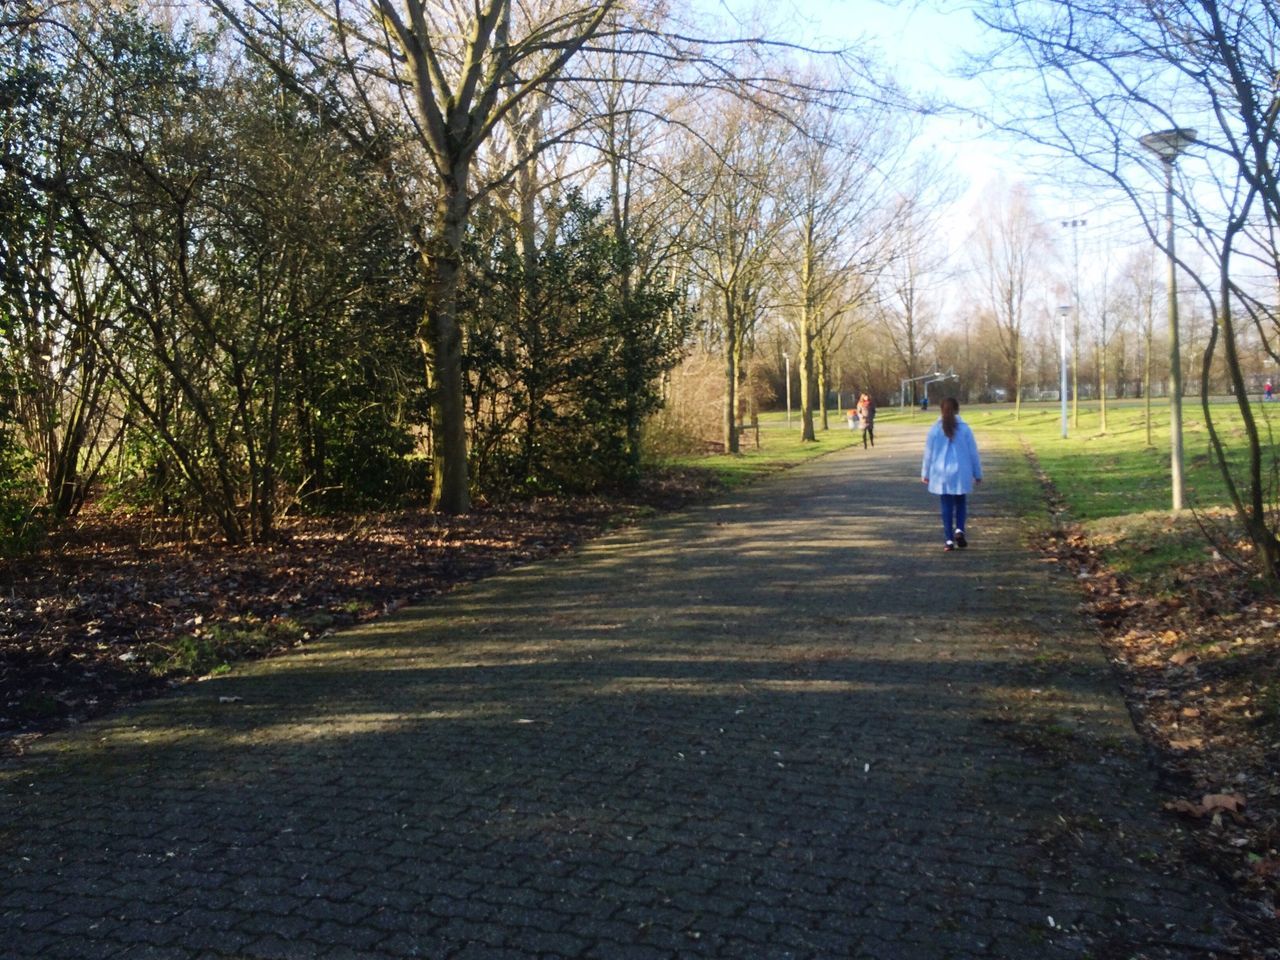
656, 412, 861, 490
972, 398, 1280, 944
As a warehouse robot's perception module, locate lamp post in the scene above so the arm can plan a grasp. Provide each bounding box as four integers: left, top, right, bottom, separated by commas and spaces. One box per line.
1057, 305, 1070, 439
1061, 218, 1086, 427
783, 352, 792, 426
1140, 126, 1196, 512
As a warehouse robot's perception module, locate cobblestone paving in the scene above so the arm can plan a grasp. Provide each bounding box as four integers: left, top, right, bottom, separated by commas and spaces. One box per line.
2, 424, 1237, 959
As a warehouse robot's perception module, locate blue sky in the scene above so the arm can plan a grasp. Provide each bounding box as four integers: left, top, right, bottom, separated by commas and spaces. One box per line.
692, 0, 1145, 317
694, 1, 1038, 213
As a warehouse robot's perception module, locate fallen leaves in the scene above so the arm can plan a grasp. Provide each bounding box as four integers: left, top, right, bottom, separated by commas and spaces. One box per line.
2, 471, 718, 739
1041, 521, 1280, 946
1165, 792, 1247, 822
1254, 857, 1280, 880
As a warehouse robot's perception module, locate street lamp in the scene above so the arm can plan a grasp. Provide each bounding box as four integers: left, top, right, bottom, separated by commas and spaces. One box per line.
1140, 126, 1196, 512
1057, 305, 1070, 439
1061, 218, 1086, 427
783, 352, 792, 426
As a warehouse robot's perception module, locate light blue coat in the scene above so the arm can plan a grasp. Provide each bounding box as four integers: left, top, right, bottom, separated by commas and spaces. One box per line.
921, 417, 982, 495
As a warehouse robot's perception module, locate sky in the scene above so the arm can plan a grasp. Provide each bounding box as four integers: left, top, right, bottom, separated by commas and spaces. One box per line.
697, 0, 1025, 186
694, 0, 1158, 321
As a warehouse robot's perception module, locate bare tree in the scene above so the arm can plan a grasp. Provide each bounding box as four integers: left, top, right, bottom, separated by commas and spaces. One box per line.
967, 182, 1053, 419
1081, 248, 1117, 433
877, 173, 956, 405
201, 0, 624, 512
1, 10, 124, 517
971, 0, 1280, 578
778, 98, 902, 441
577, 19, 700, 474
681, 93, 788, 454
1114, 247, 1162, 445
201, 0, 873, 508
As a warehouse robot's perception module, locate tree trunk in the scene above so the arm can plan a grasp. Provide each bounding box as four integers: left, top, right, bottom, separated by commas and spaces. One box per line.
1152, 308, 1162, 448
724, 346, 739, 454
1013, 332, 1023, 420
518, 146, 543, 486
723, 295, 739, 454
1099, 322, 1109, 434
1210, 261, 1279, 582
421, 176, 472, 514
800, 306, 816, 442
817, 341, 829, 432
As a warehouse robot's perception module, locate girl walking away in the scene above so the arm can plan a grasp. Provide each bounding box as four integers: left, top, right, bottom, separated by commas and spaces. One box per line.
857, 393, 876, 448
921, 397, 982, 552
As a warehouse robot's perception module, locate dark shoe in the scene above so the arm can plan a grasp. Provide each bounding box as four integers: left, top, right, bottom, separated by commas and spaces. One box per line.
955, 529, 967, 549
944, 541, 956, 552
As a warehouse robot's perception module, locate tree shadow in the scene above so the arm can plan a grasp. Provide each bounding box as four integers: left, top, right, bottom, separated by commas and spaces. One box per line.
0, 436, 1232, 957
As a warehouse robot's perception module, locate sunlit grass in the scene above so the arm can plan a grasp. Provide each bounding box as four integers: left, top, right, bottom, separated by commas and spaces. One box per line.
652, 398, 1279, 583
967, 397, 1279, 521
967, 397, 1280, 588
660, 411, 861, 489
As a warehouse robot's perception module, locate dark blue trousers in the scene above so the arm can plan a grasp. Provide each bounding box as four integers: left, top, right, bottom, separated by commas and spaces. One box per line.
940, 493, 967, 542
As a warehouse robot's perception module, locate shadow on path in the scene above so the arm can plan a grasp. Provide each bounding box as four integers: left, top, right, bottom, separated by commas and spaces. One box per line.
1, 423, 1235, 959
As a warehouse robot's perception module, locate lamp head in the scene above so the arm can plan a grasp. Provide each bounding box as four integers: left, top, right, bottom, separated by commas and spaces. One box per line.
1140, 127, 1197, 162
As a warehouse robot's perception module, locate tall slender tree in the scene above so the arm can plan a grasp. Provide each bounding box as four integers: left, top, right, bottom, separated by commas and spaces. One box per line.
968, 182, 1053, 418
972, 0, 1280, 578
682, 94, 787, 454
779, 99, 901, 441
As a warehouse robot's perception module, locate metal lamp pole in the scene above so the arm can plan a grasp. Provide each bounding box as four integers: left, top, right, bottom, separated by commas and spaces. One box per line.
1057, 305, 1070, 439
1061, 219, 1086, 427
1140, 127, 1196, 512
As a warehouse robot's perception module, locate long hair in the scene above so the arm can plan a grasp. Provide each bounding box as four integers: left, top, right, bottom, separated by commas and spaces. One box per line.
940, 397, 959, 439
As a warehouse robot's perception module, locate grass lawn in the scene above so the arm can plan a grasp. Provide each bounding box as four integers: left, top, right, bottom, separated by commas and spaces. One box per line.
938, 397, 1280, 586
658, 398, 1280, 581
957, 397, 1280, 518
658, 413, 862, 490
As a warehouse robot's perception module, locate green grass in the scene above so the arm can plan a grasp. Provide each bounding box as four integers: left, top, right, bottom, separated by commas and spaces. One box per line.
156, 617, 306, 677
966, 397, 1280, 585
659, 411, 862, 489
654, 397, 1279, 585
966, 398, 1276, 519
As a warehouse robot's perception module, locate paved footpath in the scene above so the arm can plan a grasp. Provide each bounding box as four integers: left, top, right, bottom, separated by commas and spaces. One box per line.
2, 423, 1240, 959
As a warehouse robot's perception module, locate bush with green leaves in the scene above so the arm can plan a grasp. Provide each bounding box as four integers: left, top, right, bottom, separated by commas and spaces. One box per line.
0, 425, 40, 553
3, 8, 428, 540
463, 193, 687, 496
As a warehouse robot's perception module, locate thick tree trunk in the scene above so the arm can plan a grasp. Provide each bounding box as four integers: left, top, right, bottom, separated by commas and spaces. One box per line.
1013, 334, 1023, 420
724, 303, 739, 455
817, 342, 829, 432
422, 178, 472, 514
800, 305, 815, 442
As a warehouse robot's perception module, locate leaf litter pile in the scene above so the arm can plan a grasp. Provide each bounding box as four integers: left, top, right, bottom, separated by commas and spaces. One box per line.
1, 471, 715, 749
1050, 523, 1280, 943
